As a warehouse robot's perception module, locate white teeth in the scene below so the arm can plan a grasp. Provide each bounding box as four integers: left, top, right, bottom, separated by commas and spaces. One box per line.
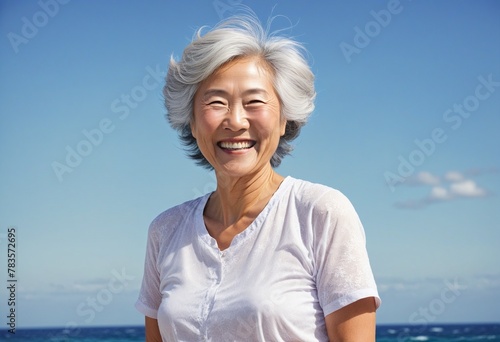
220, 141, 253, 150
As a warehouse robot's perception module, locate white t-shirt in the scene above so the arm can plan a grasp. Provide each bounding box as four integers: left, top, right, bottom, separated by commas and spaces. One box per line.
135, 176, 380, 341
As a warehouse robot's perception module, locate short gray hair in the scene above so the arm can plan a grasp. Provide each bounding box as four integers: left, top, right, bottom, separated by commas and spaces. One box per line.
164, 14, 316, 168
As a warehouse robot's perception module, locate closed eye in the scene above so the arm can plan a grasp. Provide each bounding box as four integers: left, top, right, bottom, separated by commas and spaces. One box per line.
208, 100, 226, 106
246, 100, 266, 105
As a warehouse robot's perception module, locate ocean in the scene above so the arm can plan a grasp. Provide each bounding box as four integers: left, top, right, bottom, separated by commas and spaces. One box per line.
1, 323, 499, 341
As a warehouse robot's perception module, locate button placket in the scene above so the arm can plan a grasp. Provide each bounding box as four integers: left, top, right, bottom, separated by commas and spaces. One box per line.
200, 247, 224, 337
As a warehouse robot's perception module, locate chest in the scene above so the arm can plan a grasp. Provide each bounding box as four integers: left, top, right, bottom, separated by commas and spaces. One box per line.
155, 219, 327, 340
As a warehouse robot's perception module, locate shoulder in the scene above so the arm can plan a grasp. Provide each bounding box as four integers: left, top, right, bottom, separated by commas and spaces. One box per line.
285, 177, 356, 217
147, 194, 209, 240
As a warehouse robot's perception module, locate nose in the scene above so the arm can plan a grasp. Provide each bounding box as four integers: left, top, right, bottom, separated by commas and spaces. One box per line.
223, 103, 249, 131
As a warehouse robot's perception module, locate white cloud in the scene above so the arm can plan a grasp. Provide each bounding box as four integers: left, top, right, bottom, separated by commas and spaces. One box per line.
444, 171, 465, 182
407, 171, 441, 186
429, 186, 450, 200
417, 171, 441, 185
395, 168, 492, 209
450, 180, 487, 197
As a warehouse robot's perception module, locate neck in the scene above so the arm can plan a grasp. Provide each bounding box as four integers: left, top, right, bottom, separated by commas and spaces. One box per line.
208, 166, 284, 227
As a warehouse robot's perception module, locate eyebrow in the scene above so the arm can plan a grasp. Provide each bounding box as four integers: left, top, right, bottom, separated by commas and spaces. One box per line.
202, 89, 228, 98
242, 88, 270, 97
202, 88, 270, 98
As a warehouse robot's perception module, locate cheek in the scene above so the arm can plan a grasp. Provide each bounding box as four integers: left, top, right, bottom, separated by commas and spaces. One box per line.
192, 113, 220, 137
255, 111, 282, 137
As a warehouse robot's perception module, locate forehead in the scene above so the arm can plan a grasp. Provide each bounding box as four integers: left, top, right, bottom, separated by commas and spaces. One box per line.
216, 56, 273, 74
201, 56, 275, 88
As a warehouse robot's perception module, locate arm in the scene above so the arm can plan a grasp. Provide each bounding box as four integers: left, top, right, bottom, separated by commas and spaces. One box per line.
324, 297, 377, 342
145, 316, 162, 342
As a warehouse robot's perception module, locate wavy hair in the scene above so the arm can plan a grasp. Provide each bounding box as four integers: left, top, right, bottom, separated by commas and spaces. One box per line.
164, 14, 316, 168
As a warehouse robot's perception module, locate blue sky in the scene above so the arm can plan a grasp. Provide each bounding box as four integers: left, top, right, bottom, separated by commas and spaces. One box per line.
0, 0, 499, 329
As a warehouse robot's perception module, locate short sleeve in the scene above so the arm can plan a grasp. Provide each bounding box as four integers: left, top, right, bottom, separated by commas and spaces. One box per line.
312, 189, 381, 316
135, 220, 162, 319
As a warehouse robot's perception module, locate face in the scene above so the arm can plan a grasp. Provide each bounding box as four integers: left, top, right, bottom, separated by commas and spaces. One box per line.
191, 57, 286, 178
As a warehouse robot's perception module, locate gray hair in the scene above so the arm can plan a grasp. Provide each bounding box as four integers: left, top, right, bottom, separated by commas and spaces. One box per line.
164, 14, 316, 168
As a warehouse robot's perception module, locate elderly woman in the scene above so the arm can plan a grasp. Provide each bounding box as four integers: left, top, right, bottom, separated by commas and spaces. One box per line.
136, 14, 380, 341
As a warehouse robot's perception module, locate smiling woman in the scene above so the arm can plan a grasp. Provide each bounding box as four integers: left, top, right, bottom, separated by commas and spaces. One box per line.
164, 15, 314, 169
135, 12, 381, 342
191, 56, 285, 179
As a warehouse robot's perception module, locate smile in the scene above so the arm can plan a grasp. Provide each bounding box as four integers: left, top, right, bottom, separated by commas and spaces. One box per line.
218, 140, 256, 151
